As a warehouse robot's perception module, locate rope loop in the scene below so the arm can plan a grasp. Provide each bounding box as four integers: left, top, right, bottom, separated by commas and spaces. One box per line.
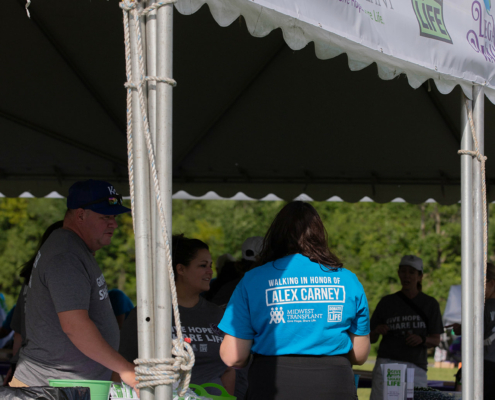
125, 76, 177, 89
134, 339, 195, 392
120, 0, 137, 11
458, 149, 488, 163
141, 0, 177, 16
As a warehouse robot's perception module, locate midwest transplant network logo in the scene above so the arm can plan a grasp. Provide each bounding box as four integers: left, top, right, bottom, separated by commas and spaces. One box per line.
467, 0, 495, 63
411, 0, 452, 43
269, 307, 286, 324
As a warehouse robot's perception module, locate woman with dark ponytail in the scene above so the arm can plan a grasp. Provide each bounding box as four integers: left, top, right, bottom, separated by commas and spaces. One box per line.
219, 201, 370, 400
119, 234, 235, 395
369, 255, 444, 400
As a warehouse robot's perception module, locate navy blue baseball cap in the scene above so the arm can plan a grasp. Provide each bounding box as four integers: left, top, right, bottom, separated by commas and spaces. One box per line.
67, 180, 131, 215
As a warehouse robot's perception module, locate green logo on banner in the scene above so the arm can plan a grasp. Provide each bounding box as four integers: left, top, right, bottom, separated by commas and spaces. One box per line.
412, 0, 453, 44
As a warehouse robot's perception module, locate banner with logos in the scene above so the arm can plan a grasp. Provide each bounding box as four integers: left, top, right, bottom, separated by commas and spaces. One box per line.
177, 0, 495, 102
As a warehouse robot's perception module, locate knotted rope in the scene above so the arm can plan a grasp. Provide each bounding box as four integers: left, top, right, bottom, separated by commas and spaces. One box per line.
458, 99, 488, 295
120, 0, 193, 396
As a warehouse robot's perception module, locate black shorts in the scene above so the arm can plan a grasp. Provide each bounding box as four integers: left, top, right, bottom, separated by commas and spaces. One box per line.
246, 354, 358, 400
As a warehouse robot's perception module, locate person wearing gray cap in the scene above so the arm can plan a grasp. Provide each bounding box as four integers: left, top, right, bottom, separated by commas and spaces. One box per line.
11, 180, 138, 393
369, 255, 444, 400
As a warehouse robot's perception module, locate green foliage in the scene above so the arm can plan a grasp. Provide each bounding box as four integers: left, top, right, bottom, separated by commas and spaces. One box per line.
0, 198, 66, 308
172, 200, 284, 263
0, 198, 489, 321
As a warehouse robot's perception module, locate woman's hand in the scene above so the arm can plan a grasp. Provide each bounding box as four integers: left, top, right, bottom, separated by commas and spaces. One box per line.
374, 324, 389, 336
370, 324, 389, 343
405, 333, 423, 347
445, 323, 462, 336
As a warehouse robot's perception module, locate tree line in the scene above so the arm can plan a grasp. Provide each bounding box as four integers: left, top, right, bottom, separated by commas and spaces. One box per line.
1, 198, 491, 319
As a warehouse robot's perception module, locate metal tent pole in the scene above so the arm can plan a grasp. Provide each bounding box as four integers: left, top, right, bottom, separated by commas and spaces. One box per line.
129, 3, 155, 400
145, 6, 172, 399
154, 1, 174, 399
461, 93, 474, 400
146, 0, 158, 281
472, 85, 485, 400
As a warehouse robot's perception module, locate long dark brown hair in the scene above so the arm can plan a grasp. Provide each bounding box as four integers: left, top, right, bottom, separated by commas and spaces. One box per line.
258, 201, 342, 270
172, 234, 209, 281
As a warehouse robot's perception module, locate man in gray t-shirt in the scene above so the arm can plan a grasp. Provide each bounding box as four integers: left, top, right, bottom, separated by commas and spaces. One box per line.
12, 180, 137, 391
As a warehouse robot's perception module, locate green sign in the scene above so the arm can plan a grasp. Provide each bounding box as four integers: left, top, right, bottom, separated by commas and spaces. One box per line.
412, 0, 453, 44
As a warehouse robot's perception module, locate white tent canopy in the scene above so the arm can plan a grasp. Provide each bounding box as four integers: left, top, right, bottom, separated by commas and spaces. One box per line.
1, 0, 495, 204
2, 0, 490, 399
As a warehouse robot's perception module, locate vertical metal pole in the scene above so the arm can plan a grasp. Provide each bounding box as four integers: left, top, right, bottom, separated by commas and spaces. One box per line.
146, 2, 157, 141
472, 85, 485, 400
146, 0, 158, 269
461, 92, 474, 400
154, 2, 174, 399
146, 0, 158, 273
144, 7, 163, 399
129, 3, 155, 400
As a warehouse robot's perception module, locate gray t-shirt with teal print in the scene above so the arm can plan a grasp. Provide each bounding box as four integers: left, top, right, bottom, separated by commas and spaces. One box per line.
15, 228, 119, 386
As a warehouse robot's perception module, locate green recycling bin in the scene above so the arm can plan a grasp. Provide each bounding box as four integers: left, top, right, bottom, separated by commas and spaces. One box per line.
189, 383, 236, 400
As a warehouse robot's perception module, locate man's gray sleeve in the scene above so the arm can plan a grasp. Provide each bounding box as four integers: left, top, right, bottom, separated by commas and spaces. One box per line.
43, 253, 92, 313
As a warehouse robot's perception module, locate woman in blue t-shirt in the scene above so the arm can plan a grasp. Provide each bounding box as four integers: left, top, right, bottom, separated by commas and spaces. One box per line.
219, 202, 370, 400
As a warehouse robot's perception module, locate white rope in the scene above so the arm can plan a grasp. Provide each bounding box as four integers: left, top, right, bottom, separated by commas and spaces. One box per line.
120, 0, 192, 396
125, 76, 177, 88
25, 0, 31, 18
458, 99, 488, 296
141, 0, 176, 16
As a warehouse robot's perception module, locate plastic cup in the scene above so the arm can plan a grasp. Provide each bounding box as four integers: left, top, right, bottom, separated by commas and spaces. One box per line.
49, 379, 112, 400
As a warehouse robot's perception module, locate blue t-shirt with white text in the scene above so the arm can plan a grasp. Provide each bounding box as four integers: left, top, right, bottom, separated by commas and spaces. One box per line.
218, 254, 370, 356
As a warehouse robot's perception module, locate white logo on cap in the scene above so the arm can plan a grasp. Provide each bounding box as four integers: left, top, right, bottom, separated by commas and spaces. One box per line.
108, 186, 117, 195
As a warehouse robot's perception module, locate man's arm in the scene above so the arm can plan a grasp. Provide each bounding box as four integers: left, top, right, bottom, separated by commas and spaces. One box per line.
58, 309, 137, 391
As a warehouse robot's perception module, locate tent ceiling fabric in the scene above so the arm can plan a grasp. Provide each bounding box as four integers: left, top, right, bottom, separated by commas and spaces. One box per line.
1, 0, 494, 204
177, 0, 495, 102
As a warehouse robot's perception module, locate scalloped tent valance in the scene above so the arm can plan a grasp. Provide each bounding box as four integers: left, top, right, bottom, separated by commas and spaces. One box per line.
0, 0, 494, 204
177, 0, 495, 102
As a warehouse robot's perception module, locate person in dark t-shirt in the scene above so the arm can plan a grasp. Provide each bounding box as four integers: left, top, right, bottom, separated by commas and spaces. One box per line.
369, 255, 443, 400
119, 235, 235, 396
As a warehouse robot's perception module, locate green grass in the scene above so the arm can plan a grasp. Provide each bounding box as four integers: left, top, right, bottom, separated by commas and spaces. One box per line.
356, 360, 458, 400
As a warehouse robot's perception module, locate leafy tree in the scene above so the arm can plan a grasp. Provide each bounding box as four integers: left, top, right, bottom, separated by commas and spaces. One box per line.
0, 196, 490, 334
